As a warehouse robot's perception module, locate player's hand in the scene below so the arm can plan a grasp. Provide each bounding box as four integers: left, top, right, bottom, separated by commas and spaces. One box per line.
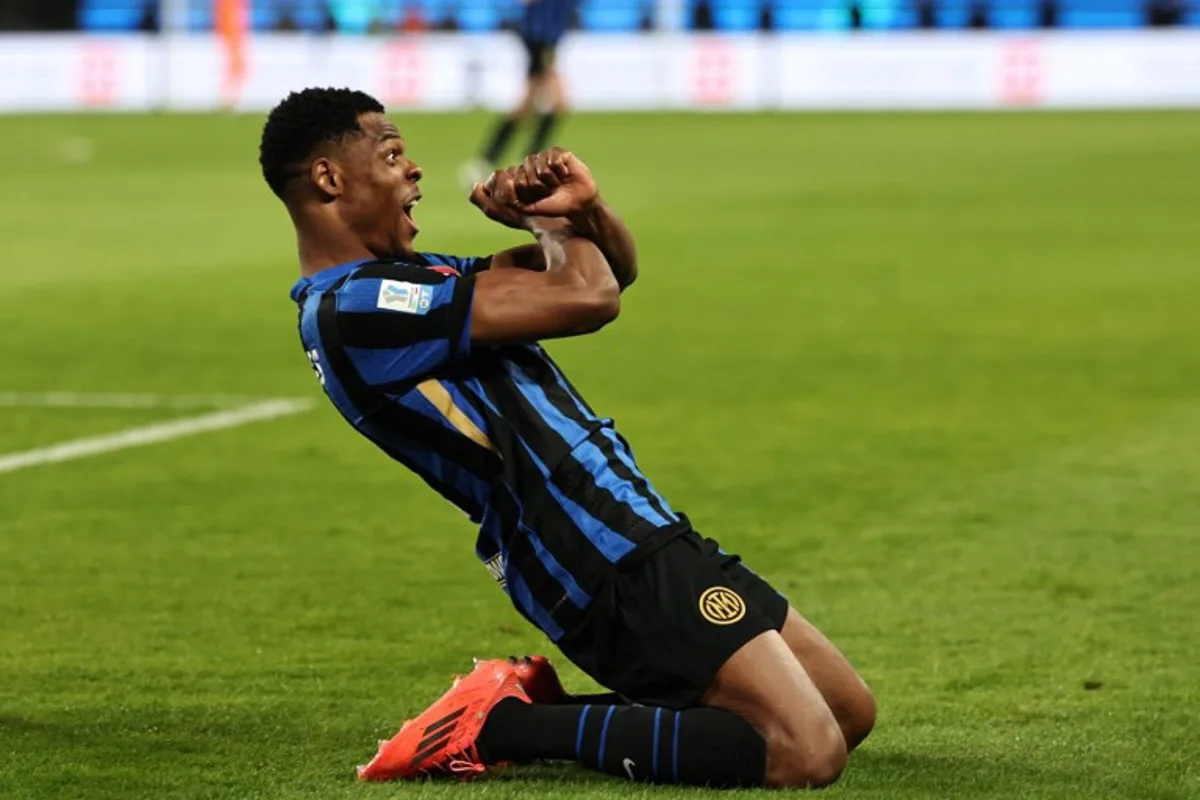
469, 166, 530, 230
512, 148, 599, 218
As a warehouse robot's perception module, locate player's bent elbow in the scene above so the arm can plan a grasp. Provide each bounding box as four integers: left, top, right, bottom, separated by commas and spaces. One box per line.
594, 285, 621, 325
576, 284, 620, 331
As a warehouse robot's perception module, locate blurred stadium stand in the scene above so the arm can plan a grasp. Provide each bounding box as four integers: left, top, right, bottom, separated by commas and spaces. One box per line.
75, 0, 1196, 32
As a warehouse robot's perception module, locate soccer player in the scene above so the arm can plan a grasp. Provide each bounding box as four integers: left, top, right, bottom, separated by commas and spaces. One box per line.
259, 87, 875, 789
461, 0, 578, 187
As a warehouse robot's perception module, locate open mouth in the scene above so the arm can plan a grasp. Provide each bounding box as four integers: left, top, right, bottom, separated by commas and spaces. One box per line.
402, 195, 421, 230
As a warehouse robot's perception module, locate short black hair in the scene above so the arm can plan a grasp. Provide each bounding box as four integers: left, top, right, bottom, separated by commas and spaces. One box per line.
259, 87, 385, 198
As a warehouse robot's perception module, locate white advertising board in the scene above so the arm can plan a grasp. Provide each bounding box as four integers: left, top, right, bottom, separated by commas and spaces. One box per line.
1, 32, 1198, 113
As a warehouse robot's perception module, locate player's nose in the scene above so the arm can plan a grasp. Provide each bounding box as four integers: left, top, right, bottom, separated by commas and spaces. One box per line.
408, 162, 423, 183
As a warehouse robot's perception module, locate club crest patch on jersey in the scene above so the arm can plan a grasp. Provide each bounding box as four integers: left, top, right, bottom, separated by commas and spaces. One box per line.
377, 279, 433, 314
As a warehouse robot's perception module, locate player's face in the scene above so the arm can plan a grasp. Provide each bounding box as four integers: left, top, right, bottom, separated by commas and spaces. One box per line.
340, 112, 422, 258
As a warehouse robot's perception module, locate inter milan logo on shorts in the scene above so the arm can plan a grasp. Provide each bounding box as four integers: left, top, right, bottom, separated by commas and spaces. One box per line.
698, 586, 746, 625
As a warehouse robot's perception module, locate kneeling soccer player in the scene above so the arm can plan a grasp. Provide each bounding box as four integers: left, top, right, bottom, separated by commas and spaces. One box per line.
259, 87, 876, 788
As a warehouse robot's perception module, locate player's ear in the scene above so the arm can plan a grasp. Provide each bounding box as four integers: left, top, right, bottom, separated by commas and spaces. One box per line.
310, 157, 343, 199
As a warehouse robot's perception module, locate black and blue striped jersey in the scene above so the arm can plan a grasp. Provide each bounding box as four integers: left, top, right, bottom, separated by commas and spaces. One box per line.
290, 253, 679, 640
518, 0, 578, 46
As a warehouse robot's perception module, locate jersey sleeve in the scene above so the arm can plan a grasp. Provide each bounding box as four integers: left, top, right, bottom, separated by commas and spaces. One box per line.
332, 262, 476, 387
418, 251, 493, 277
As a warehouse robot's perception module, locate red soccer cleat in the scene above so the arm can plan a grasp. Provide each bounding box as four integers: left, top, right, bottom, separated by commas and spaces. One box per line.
509, 655, 568, 705
473, 655, 568, 704
356, 660, 528, 781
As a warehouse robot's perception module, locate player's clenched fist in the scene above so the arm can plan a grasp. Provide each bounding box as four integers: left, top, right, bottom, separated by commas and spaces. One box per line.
469, 166, 528, 230
469, 147, 598, 229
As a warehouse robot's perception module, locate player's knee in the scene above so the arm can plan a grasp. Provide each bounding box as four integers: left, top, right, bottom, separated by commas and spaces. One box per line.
842, 677, 876, 750
763, 716, 848, 789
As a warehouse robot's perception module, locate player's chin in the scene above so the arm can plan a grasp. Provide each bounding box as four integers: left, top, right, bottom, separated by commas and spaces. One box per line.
395, 227, 418, 256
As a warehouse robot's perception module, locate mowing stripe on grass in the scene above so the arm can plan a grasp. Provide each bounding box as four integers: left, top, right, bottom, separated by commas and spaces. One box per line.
0, 391, 276, 410
0, 399, 314, 475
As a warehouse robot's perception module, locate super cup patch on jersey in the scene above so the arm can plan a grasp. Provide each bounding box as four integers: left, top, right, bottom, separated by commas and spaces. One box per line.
376, 279, 434, 315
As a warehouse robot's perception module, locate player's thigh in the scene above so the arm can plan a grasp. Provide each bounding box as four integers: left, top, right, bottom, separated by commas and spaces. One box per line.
779, 607, 876, 749
721, 551, 875, 749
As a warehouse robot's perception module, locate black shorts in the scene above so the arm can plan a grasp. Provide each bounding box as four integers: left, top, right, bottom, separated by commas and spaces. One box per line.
523, 37, 556, 77
556, 519, 789, 710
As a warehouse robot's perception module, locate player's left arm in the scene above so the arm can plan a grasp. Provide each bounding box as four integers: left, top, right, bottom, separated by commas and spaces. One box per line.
562, 195, 637, 291
469, 148, 638, 290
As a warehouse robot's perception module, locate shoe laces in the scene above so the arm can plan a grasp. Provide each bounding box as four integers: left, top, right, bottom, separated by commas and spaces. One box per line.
441, 743, 487, 778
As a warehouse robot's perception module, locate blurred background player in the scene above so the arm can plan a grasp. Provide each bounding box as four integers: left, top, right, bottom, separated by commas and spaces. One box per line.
215, 0, 248, 109
460, 0, 579, 189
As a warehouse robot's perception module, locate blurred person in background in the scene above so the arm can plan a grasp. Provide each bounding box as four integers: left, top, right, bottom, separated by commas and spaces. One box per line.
400, 1, 429, 32
1038, 0, 1059, 27
1145, 0, 1185, 25
916, 0, 939, 28
848, 2, 864, 28
216, 0, 248, 108
759, 1, 774, 30
967, 0, 990, 28
0, 0, 74, 30
460, 0, 580, 188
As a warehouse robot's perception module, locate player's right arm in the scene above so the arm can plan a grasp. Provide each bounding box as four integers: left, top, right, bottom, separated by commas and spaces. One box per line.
469, 149, 637, 291
325, 235, 615, 393
470, 218, 619, 346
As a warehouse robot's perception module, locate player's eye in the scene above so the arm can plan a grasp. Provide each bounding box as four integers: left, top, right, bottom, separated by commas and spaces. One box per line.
386, 150, 399, 164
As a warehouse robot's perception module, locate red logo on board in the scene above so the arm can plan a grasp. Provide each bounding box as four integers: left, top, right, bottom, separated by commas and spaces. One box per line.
78, 43, 120, 107
1000, 41, 1044, 107
693, 40, 737, 106
380, 42, 424, 106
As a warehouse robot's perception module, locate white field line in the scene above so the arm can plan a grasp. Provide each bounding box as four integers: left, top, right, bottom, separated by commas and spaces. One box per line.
0, 391, 271, 410
0, 398, 315, 475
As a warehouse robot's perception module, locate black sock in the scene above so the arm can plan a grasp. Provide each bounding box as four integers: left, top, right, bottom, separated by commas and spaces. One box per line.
480, 697, 578, 763
528, 113, 559, 155
480, 701, 766, 786
482, 117, 517, 164
563, 692, 626, 705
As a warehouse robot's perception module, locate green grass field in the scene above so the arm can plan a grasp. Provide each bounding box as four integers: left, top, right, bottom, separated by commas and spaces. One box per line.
1, 110, 1198, 800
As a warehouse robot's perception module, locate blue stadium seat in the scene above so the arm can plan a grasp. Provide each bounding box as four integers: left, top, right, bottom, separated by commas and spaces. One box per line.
250, 1, 279, 30
1062, 9, 1141, 26
187, 5, 213, 30
992, 6, 1039, 29
773, 7, 824, 29
80, 0, 150, 31
889, 7, 919, 27
716, 0, 763, 30
580, 0, 646, 31
281, 0, 328, 31
417, 0, 451, 29
456, 0, 505, 31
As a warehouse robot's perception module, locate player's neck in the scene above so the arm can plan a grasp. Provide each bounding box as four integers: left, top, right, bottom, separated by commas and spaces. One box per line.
296, 230, 375, 278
